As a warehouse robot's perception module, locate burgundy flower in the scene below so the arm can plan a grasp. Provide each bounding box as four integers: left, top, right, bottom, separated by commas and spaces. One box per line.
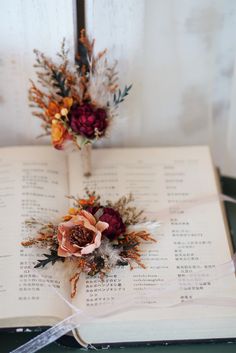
88, 206, 126, 240
69, 103, 108, 139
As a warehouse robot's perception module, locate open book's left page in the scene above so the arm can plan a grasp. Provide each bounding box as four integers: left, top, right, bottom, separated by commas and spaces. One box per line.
0, 146, 71, 327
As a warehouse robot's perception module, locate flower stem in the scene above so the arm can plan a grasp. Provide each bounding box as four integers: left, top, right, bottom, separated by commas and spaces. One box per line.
81, 143, 92, 177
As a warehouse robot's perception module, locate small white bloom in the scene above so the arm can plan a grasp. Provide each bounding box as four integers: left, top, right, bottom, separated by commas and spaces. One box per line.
61, 108, 68, 116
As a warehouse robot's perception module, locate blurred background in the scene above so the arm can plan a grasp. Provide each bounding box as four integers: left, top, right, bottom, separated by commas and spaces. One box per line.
1, 0, 236, 176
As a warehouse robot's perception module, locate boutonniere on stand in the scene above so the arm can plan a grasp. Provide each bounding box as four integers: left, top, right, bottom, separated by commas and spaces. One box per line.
29, 30, 132, 176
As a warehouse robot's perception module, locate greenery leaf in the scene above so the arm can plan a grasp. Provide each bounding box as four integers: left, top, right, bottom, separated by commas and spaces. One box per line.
113, 84, 132, 106
51, 69, 70, 97
116, 259, 128, 266
34, 250, 65, 268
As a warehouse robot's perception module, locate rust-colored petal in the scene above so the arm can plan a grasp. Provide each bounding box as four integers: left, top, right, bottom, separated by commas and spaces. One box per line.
57, 230, 63, 242
61, 233, 77, 254
48, 101, 60, 116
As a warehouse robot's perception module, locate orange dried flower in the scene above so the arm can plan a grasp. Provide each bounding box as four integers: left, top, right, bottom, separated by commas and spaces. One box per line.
51, 121, 68, 149
62, 215, 72, 221
46, 98, 73, 120
63, 97, 73, 108
46, 101, 60, 119
68, 207, 79, 215
79, 195, 96, 206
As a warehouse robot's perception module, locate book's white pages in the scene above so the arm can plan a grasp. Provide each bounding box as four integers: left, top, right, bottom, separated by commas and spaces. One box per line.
1, 145, 236, 345
68, 146, 236, 344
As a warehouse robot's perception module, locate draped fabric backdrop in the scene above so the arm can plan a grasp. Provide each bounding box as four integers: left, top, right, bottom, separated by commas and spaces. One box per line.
1, 0, 236, 176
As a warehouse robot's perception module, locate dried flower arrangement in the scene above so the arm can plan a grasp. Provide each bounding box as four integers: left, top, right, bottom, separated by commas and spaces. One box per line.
29, 30, 132, 152
22, 191, 156, 298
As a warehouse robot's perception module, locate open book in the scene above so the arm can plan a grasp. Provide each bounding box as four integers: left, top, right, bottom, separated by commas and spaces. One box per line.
1, 145, 236, 346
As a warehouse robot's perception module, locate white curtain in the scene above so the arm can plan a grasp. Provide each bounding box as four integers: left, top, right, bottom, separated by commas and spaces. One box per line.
1, 0, 236, 176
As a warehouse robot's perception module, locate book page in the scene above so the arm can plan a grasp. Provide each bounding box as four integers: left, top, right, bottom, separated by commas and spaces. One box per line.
68, 147, 236, 342
0, 146, 71, 325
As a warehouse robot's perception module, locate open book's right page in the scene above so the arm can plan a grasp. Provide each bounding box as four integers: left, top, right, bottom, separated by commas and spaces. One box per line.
68, 146, 236, 343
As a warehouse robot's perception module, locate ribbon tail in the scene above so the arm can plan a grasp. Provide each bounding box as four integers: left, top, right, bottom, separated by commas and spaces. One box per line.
10, 312, 85, 353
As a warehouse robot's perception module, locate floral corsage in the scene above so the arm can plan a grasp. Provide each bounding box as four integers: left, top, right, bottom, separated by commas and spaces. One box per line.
29, 30, 132, 150
22, 192, 156, 297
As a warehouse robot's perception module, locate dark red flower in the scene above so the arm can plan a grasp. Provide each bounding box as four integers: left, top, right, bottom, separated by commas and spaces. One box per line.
88, 206, 126, 240
69, 103, 108, 139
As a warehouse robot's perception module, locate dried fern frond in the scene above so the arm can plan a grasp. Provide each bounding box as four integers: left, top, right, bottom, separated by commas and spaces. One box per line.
106, 193, 146, 225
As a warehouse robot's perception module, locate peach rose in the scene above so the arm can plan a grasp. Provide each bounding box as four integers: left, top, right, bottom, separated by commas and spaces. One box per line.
57, 210, 108, 257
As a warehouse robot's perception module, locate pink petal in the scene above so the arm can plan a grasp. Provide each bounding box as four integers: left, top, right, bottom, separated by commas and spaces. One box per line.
83, 219, 97, 233
72, 243, 82, 249
59, 216, 84, 230
94, 232, 102, 247
59, 219, 75, 229
58, 247, 71, 257
80, 210, 96, 226
72, 214, 97, 233
96, 221, 109, 233
71, 252, 82, 257
61, 234, 77, 254
81, 243, 96, 255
